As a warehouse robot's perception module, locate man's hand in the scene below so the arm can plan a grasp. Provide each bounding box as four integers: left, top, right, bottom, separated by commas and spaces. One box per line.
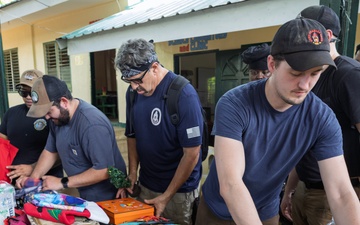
125, 173, 138, 195
15, 176, 29, 189
144, 194, 169, 217
116, 188, 127, 198
280, 191, 294, 222
41, 176, 63, 191
7, 164, 34, 180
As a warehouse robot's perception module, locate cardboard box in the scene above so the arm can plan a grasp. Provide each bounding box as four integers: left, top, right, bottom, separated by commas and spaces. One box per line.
0, 181, 15, 225
97, 198, 154, 224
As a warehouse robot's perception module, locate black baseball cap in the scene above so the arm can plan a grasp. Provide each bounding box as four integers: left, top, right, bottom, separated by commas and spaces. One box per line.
241, 43, 270, 70
27, 75, 71, 118
298, 5, 341, 37
270, 18, 336, 71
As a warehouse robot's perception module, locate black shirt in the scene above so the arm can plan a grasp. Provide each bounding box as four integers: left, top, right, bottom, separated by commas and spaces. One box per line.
297, 56, 360, 180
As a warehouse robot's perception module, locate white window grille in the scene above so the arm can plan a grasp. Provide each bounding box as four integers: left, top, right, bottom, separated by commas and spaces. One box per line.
44, 41, 72, 91
4, 48, 20, 92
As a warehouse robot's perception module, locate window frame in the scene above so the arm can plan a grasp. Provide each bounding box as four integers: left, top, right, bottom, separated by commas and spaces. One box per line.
43, 41, 72, 91
3, 48, 20, 92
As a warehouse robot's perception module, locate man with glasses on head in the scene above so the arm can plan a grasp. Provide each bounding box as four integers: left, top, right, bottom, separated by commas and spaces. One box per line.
115, 38, 203, 225
241, 43, 271, 81
0, 70, 63, 185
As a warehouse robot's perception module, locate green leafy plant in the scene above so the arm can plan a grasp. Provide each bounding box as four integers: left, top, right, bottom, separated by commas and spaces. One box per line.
108, 166, 131, 188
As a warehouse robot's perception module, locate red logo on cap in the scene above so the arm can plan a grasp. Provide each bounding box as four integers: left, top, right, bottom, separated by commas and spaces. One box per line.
308, 29, 323, 45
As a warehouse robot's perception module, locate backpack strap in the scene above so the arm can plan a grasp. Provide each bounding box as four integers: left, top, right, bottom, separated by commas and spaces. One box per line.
128, 87, 136, 137
165, 76, 190, 125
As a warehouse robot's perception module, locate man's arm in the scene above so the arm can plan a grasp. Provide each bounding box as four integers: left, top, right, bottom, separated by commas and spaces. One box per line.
320, 155, 360, 225
145, 145, 200, 216
115, 137, 138, 198
280, 168, 300, 221
215, 136, 262, 225
16, 149, 58, 188
41, 167, 109, 191
30, 149, 58, 179
127, 137, 139, 190
0, 133, 8, 140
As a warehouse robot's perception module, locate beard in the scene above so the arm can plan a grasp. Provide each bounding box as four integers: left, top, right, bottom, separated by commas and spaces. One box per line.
278, 89, 308, 106
54, 106, 70, 126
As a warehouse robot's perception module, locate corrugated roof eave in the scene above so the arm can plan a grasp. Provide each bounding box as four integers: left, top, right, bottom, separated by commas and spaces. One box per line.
60, 0, 245, 40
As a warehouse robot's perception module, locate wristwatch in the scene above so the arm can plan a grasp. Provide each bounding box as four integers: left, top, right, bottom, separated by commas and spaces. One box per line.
61, 177, 69, 188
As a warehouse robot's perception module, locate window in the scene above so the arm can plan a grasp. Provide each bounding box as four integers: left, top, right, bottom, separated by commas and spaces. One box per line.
4, 48, 20, 92
127, 0, 143, 8
44, 41, 72, 90
0, 0, 18, 8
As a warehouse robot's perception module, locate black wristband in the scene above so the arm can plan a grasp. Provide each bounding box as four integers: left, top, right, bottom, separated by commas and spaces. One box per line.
61, 177, 69, 188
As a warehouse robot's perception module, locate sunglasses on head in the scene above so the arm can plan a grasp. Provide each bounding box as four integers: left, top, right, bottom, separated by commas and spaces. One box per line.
121, 68, 149, 84
18, 89, 31, 98
121, 61, 158, 84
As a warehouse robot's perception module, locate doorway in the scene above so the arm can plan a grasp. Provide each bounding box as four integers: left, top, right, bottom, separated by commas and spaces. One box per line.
90, 50, 118, 119
175, 49, 250, 146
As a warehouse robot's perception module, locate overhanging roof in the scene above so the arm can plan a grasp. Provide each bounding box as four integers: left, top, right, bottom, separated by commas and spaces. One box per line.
60, 0, 246, 40
58, 0, 320, 55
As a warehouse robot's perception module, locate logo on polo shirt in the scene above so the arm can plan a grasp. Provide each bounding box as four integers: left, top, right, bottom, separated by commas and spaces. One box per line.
151, 108, 161, 126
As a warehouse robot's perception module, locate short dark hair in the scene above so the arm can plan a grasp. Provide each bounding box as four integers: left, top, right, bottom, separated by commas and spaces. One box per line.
272, 54, 285, 68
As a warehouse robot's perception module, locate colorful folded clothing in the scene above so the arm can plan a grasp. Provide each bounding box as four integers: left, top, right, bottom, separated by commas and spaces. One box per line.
15, 178, 55, 209
30, 193, 87, 212
17, 178, 109, 224
24, 202, 90, 225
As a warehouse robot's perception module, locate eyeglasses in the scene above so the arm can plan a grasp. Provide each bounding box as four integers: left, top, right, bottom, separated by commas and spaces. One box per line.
330, 38, 340, 43
18, 89, 31, 98
249, 69, 271, 78
121, 68, 150, 84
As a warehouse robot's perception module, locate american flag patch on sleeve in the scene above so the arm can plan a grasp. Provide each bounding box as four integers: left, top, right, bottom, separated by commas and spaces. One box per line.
186, 126, 200, 139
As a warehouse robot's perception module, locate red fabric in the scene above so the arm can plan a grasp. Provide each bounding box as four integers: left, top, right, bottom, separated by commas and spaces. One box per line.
24, 203, 91, 225
4, 209, 30, 225
0, 138, 18, 182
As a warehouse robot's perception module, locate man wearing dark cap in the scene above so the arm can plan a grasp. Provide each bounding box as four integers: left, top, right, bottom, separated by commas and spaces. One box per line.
281, 5, 360, 225
241, 43, 271, 81
114, 39, 203, 225
195, 18, 360, 225
16, 75, 127, 202
0, 70, 63, 184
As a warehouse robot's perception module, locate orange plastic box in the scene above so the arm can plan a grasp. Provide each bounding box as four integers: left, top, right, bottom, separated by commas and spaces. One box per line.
97, 198, 154, 224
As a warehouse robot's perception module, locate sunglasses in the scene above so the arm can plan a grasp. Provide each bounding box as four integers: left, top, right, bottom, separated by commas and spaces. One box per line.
121, 68, 149, 84
18, 89, 31, 98
121, 62, 157, 84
